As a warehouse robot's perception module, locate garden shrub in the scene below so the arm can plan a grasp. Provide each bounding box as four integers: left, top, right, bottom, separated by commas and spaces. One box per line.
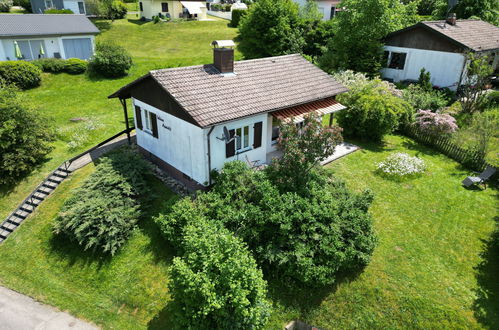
88, 42, 132, 78
53, 148, 151, 255
32, 58, 66, 73
0, 61, 41, 89
110, 0, 127, 19
0, 0, 12, 12
168, 217, 271, 329
377, 152, 426, 178
44, 8, 73, 13
337, 79, 413, 141
229, 9, 247, 27
418, 68, 432, 92
0, 85, 53, 185
201, 162, 377, 287
414, 109, 458, 135
402, 84, 449, 111
486, 90, 499, 107
64, 58, 87, 74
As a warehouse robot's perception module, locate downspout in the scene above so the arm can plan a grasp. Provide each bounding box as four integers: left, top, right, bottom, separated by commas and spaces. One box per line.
206, 126, 215, 186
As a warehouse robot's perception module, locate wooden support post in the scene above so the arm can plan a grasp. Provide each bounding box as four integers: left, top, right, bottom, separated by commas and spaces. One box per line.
328, 113, 334, 127
120, 98, 131, 145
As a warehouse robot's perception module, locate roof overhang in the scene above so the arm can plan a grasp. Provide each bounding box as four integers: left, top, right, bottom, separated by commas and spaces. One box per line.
180, 1, 205, 14
272, 97, 346, 124
0, 32, 99, 39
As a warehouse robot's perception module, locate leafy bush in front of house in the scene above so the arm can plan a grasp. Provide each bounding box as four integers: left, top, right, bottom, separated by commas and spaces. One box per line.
0, 0, 12, 12
88, 42, 132, 78
0, 85, 53, 185
53, 148, 151, 255
0, 61, 41, 89
337, 79, 413, 141
229, 9, 247, 27
486, 90, 499, 108
200, 161, 377, 287
64, 58, 88, 74
377, 153, 426, 178
165, 215, 271, 329
414, 109, 458, 135
32, 58, 66, 73
44, 8, 73, 13
402, 84, 449, 111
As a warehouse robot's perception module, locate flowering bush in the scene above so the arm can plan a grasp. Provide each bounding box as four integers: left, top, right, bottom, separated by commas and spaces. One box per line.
377, 153, 426, 177
415, 109, 458, 135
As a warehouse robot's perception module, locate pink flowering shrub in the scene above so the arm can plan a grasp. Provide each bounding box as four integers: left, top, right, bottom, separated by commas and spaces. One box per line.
415, 110, 458, 135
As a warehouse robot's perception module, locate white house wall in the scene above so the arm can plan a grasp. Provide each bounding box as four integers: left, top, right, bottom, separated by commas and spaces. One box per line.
133, 98, 208, 184
63, 0, 85, 14
0, 35, 95, 61
293, 0, 339, 20
206, 113, 269, 179
381, 45, 466, 90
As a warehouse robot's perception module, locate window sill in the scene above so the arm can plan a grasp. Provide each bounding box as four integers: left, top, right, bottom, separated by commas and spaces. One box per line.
235, 147, 252, 155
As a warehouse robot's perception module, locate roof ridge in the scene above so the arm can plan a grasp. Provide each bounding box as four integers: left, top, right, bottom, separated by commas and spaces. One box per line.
150, 54, 303, 74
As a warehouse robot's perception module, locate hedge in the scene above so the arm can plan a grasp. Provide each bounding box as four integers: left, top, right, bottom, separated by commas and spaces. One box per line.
229, 9, 247, 27
0, 61, 41, 89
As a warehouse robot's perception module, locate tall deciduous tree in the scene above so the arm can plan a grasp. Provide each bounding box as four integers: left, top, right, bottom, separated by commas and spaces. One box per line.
433, 0, 498, 25
318, 0, 418, 75
237, 0, 304, 59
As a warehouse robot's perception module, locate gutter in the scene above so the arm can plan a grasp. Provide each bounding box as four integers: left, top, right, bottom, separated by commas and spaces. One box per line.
206, 126, 215, 186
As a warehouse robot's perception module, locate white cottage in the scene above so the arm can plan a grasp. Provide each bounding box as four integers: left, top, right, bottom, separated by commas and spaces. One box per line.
0, 14, 99, 61
109, 41, 347, 189
382, 16, 499, 90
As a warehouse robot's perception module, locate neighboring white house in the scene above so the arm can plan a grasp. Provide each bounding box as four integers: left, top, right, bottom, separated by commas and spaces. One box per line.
382, 17, 499, 90
139, 0, 207, 20
109, 41, 348, 189
293, 0, 341, 20
0, 14, 99, 61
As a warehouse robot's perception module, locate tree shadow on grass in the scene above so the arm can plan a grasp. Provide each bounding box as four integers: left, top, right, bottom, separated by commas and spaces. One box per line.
473, 219, 499, 328
400, 139, 441, 157
266, 267, 365, 318
128, 18, 148, 25
48, 232, 113, 270
91, 19, 112, 32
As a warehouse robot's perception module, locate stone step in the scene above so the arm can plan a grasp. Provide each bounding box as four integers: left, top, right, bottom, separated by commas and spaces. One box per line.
37, 186, 53, 195
0, 230, 10, 239
19, 204, 34, 213
53, 170, 69, 179
32, 192, 48, 200
1, 222, 17, 232
42, 181, 58, 189
48, 175, 64, 184
7, 217, 23, 225
14, 210, 28, 219
58, 167, 72, 174
26, 198, 41, 207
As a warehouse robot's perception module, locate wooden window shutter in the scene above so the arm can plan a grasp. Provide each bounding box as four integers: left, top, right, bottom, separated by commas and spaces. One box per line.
225, 129, 235, 158
253, 122, 262, 148
135, 106, 143, 130
151, 113, 159, 138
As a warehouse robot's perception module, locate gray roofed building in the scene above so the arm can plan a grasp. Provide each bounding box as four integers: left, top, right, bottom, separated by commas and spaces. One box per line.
0, 14, 99, 38
109, 44, 349, 189
110, 54, 348, 127
382, 17, 499, 91
0, 14, 99, 61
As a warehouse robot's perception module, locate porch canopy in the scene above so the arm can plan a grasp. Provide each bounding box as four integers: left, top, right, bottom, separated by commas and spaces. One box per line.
271, 97, 346, 124
180, 1, 205, 14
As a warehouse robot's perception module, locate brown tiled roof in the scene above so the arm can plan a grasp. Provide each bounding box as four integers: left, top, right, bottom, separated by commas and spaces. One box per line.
110, 54, 347, 128
420, 20, 498, 51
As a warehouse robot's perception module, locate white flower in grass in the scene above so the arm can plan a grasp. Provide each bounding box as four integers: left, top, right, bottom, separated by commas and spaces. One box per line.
377, 153, 426, 177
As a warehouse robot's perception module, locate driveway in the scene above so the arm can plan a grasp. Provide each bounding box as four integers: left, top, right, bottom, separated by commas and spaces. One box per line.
0, 286, 98, 330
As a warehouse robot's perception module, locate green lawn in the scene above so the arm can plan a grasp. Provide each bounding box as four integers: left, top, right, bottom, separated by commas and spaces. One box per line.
0, 135, 496, 329
0, 18, 238, 221
268, 135, 497, 329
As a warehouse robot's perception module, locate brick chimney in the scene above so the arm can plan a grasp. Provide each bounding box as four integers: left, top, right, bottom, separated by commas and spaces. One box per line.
446, 13, 457, 26
212, 40, 235, 74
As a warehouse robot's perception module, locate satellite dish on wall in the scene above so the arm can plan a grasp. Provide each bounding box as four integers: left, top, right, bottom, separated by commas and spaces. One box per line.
217, 126, 237, 144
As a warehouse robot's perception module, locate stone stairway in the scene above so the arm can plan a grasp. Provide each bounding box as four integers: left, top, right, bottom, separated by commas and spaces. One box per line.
0, 166, 72, 243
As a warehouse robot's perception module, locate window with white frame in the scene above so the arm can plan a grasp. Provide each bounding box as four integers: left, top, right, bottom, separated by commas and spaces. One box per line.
45, 0, 54, 8
235, 125, 250, 152
388, 52, 407, 70
143, 109, 152, 131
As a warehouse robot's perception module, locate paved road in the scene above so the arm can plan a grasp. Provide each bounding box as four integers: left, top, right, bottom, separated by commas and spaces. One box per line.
0, 286, 98, 330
